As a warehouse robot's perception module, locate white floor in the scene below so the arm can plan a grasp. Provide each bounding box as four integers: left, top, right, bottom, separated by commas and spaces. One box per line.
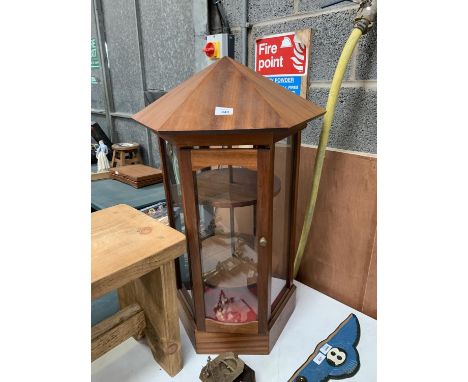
91, 281, 376, 382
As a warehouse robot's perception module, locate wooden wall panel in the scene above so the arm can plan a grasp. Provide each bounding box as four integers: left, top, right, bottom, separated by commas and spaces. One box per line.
294, 146, 377, 318
362, 235, 377, 318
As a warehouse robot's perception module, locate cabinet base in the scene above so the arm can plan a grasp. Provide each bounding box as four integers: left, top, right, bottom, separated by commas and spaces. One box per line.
178, 285, 296, 354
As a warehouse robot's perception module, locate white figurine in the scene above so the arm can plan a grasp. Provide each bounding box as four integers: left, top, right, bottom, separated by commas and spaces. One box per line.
96, 140, 110, 172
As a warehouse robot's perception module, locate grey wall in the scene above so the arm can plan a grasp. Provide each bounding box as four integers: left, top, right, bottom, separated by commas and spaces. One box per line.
91, 0, 377, 165
91, 0, 194, 167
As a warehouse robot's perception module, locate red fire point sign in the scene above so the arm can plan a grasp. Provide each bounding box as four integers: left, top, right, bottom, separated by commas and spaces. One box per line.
255, 32, 308, 77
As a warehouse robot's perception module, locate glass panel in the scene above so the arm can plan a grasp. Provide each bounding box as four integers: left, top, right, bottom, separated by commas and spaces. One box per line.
164, 140, 192, 296
271, 139, 294, 307
195, 163, 259, 324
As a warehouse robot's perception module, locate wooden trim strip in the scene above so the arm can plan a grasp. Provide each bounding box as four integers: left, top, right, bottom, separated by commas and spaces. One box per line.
288, 131, 301, 286
158, 137, 176, 228
268, 285, 296, 352
177, 290, 197, 347
191, 149, 257, 170
271, 286, 288, 314
205, 319, 258, 334
91, 303, 142, 340
257, 147, 274, 334
159, 132, 275, 147
177, 148, 206, 331
91, 304, 146, 361
158, 136, 185, 292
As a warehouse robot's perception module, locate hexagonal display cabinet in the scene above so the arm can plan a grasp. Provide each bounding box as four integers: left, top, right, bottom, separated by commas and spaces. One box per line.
133, 57, 325, 354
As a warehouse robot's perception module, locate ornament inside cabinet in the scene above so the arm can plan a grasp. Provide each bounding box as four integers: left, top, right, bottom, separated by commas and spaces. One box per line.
132, 57, 325, 354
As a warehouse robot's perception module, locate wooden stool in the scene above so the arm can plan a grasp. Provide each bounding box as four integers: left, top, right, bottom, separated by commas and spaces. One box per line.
111, 143, 142, 167
91, 204, 186, 376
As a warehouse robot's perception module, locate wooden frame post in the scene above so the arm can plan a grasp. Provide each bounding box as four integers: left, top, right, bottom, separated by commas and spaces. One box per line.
256, 146, 275, 334
177, 148, 206, 331
288, 131, 302, 286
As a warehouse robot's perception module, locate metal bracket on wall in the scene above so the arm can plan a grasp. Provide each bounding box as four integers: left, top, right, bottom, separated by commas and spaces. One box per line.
321, 0, 360, 8
91, 109, 134, 119
133, 0, 155, 166
92, 0, 116, 142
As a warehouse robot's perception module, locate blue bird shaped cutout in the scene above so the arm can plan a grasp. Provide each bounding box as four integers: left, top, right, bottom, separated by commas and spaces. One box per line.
288, 314, 361, 382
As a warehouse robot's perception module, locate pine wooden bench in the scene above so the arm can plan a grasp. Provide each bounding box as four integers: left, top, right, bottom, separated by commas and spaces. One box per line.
91, 204, 186, 376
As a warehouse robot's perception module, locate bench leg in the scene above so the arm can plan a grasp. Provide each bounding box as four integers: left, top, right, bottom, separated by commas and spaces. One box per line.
111, 150, 116, 168
118, 261, 182, 377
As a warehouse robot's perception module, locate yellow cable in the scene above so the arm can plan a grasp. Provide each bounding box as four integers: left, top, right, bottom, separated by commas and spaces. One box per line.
293, 27, 363, 278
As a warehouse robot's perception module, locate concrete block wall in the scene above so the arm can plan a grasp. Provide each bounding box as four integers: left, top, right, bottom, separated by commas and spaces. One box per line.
91, 0, 377, 168
225, 0, 377, 153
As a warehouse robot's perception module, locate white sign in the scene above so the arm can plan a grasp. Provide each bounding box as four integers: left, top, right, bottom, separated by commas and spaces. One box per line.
320, 343, 333, 354
313, 352, 326, 365
215, 106, 233, 115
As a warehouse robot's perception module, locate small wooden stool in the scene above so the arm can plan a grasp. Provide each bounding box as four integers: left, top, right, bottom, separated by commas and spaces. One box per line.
91, 204, 186, 376
111, 143, 142, 167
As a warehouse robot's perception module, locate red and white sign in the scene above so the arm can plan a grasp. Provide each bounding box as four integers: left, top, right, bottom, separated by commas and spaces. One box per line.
255, 32, 308, 77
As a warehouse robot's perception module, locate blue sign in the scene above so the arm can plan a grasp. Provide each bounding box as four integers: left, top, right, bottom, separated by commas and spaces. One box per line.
268, 75, 302, 95
288, 314, 361, 382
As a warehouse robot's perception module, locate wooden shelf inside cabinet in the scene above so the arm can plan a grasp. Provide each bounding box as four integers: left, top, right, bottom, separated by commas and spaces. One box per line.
195, 168, 281, 208
200, 235, 258, 289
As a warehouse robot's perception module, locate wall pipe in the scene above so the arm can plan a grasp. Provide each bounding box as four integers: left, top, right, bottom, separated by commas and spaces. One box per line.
133, 0, 155, 166
92, 0, 116, 142
241, 0, 248, 65
293, 0, 377, 278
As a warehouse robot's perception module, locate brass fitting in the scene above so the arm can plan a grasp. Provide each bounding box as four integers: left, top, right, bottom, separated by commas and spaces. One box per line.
354, 0, 377, 34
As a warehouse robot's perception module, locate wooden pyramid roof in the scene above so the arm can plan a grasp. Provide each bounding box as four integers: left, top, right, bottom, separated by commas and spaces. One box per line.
132, 57, 325, 135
